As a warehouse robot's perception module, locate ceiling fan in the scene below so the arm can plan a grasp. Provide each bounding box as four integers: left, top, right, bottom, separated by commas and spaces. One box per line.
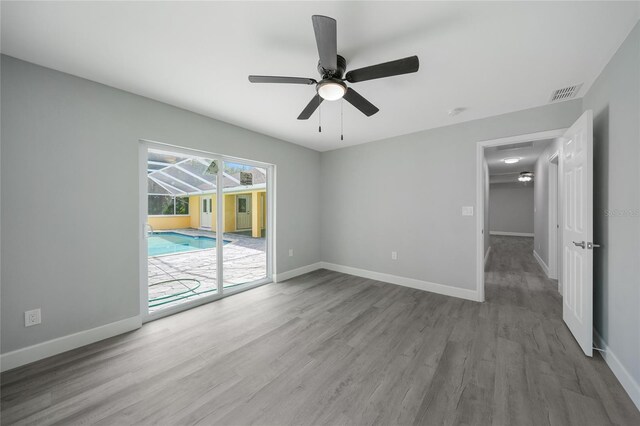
248, 15, 419, 120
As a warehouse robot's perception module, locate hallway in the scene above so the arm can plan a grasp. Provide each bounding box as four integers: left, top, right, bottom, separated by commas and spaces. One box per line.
484, 235, 638, 425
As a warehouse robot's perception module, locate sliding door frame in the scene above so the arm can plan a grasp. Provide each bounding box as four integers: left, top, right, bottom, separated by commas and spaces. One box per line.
138, 139, 275, 323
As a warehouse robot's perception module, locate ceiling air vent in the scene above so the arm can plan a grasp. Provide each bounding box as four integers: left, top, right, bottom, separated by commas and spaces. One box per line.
549, 84, 583, 102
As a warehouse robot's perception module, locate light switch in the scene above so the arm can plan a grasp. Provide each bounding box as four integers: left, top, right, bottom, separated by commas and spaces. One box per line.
462, 206, 474, 216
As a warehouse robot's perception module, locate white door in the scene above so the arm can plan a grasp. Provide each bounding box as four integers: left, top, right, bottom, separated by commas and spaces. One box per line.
200, 196, 212, 229
236, 195, 252, 230
562, 110, 594, 357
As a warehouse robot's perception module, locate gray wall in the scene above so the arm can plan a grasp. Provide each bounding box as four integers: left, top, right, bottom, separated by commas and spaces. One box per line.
583, 21, 640, 389
489, 183, 534, 234
320, 100, 582, 291
0, 56, 321, 354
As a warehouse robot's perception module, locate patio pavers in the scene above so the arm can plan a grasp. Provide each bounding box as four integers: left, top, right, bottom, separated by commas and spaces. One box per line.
148, 229, 266, 312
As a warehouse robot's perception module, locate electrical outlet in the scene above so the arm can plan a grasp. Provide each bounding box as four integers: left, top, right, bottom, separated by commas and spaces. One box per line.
289, 248, 294, 257
391, 251, 398, 260
25, 309, 41, 327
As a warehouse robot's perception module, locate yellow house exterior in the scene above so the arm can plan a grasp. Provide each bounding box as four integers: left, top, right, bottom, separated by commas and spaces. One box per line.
149, 189, 266, 238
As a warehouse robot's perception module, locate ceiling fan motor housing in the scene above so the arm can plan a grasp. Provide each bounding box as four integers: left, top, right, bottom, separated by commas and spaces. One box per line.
318, 54, 346, 79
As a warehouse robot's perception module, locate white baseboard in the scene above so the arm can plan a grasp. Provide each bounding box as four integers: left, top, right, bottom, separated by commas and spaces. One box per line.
0, 316, 142, 373
490, 231, 534, 237
320, 262, 480, 302
484, 246, 491, 267
533, 250, 550, 276
594, 330, 640, 411
273, 262, 323, 282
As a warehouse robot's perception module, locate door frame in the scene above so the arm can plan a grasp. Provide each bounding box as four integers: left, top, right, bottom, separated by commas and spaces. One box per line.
138, 139, 276, 322
200, 195, 213, 229
548, 152, 561, 284
475, 128, 567, 302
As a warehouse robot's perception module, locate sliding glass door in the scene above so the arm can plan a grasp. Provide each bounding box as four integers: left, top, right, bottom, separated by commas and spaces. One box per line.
141, 142, 273, 320
222, 160, 269, 290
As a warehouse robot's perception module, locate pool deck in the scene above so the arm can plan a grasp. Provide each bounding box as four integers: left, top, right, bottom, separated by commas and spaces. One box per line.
148, 229, 266, 312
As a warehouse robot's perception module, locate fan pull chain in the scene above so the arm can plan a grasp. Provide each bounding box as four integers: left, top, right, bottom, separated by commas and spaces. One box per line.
340, 99, 344, 141
318, 97, 322, 133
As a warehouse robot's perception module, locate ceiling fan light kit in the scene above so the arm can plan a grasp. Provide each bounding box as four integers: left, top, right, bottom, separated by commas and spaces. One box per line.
248, 15, 420, 131
317, 78, 347, 101
518, 171, 534, 182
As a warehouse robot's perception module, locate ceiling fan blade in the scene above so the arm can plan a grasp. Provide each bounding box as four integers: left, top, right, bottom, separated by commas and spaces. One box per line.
249, 75, 317, 85
343, 88, 379, 117
312, 15, 337, 72
297, 94, 324, 120
345, 55, 419, 83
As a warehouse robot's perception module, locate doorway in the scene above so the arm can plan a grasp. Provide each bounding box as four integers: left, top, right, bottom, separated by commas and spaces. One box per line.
236, 194, 252, 230
483, 138, 552, 299
140, 141, 274, 321
200, 196, 213, 229
477, 111, 594, 357
476, 129, 565, 302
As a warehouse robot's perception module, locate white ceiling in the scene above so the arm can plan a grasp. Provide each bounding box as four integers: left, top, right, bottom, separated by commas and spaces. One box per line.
2, 2, 638, 152
486, 139, 552, 183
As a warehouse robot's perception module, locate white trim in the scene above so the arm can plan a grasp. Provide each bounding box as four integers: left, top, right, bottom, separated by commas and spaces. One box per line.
216, 161, 224, 295
273, 262, 323, 282
594, 330, 640, 411
484, 246, 491, 267
0, 316, 142, 373
490, 231, 534, 237
139, 141, 149, 323
476, 128, 567, 304
548, 152, 561, 280
321, 262, 480, 302
267, 165, 275, 282
533, 250, 550, 276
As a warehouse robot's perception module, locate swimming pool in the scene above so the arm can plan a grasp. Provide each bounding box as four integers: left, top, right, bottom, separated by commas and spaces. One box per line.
148, 232, 229, 256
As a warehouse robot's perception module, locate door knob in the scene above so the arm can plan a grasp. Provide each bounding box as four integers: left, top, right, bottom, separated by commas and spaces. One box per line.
573, 241, 586, 249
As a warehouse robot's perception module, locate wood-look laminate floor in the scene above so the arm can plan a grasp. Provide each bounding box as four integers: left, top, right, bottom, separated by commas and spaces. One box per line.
2, 236, 638, 425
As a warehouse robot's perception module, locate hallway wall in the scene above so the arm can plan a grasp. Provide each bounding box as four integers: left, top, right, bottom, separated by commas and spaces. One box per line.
489, 183, 534, 235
